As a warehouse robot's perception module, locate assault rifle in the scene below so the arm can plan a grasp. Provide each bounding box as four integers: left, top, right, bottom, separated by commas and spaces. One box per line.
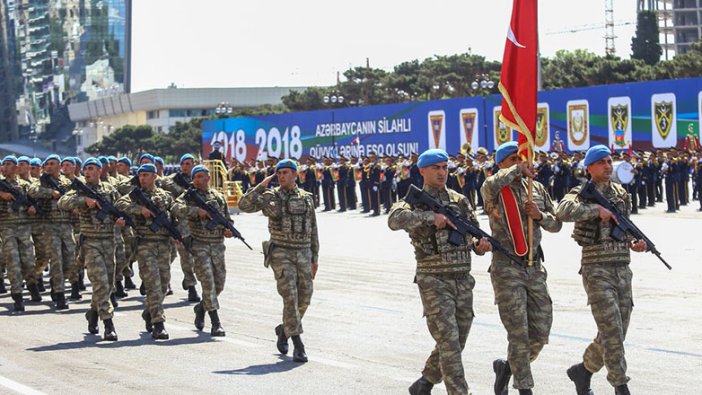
0, 178, 42, 214
173, 172, 190, 190
40, 173, 68, 195
70, 178, 135, 227
404, 184, 525, 266
184, 187, 252, 250
579, 181, 672, 270
128, 187, 192, 253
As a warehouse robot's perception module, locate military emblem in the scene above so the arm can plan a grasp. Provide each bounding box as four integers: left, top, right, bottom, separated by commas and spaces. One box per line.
429, 114, 444, 149
654, 101, 673, 139
494, 109, 512, 145
610, 103, 629, 148
535, 105, 548, 147
568, 104, 588, 145
461, 112, 476, 147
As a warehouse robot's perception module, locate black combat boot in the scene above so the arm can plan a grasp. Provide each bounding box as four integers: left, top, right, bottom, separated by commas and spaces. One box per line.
615, 384, 631, 395
209, 310, 226, 337
11, 293, 24, 312
124, 275, 136, 290
291, 335, 308, 363
139, 282, 146, 296
103, 319, 118, 341
567, 363, 595, 395
275, 324, 289, 355
69, 283, 81, 300
50, 290, 57, 302
187, 286, 201, 302
519, 390, 533, 395
115, 280, 128, 298
0, 280, 6, 294
28, 283, 42, 302
142, 310, 153, 332
193, 301, 205, 331
85, 308, 99, 334
166, 283, 173, 296
55, 292, 69, 310
110, 292, 119, 308
408, 376, 433, 395
493, 358, 511, 395
152, 321, 169, 340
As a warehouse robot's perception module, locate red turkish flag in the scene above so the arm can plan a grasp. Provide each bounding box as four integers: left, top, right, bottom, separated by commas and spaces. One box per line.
499, 0, 538, 161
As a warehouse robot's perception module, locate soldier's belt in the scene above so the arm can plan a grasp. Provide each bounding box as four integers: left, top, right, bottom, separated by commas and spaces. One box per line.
421, 271, 470, 280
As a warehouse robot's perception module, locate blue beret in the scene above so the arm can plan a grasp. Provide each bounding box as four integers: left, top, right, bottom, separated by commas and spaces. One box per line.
191, 164, 209, 178
17, 156, 30, 164
118, 157, 132, 167
417, 149, 449, 168
584, 145, 611, 167
275, 159, 297, 172
2, 155, 18, 164
30, 158, 42, 166
61, 157, 76, 165
137, 163, 157, 174
179, 153, 195, 164
83, 157, 102, 169
74, 157, 83, 165
43, 154, 61, 166
495, 142, 519, 164
139, 153, 154, 164
154, 156, 165, 166
97, 156, 109, 164
108, 155, 117, 162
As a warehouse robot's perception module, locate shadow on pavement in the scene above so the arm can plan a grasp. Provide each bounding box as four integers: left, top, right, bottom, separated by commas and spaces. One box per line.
213, 355, 305, 375
27, 330, 214, 352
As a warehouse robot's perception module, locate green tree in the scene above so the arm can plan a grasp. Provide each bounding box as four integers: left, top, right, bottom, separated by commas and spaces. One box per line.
631, 11, 662, 65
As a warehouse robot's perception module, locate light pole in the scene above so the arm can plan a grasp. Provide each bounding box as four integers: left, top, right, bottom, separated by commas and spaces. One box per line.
471, 74, 495, 93
72, 128, 84, 156
215, 102, 233, 117
323, 94, 344, 157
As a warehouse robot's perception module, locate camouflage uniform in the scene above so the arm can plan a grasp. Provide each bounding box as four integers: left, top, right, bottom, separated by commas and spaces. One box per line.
115, 186, 175, 325
173, 187, 231, 312
238, 182, 319, 338
161, 173, 197, 290
556, 181, 633, 387
0, 177, 37, 296
481, 165, 562, 390
58, 181, 120, 321
107, 175, 131, 289
28, 174, 76, 293
22, 175, 49, 285
388, 185, 481, 395
114, 173, 137, 285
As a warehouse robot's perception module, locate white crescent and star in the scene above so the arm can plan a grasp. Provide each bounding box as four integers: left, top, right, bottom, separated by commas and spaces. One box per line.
507, 26, 526, 48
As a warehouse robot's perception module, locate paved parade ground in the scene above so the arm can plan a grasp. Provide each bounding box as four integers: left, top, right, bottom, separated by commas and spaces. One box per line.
0, 203, 700, 395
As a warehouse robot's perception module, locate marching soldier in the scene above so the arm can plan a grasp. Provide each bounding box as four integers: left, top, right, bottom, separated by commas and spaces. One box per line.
18, 156, 49, 292
58, 158, 124, 341
0, 156, 40, 311
61, 157, 86, 294
481, 142, 562, 395
556, 145, 648, 395
388, 149, 491, 395
115, 163, 177, 339
238, 159, 319, 362
160, 153, 201, 303
173, 165, 233, 337
28, 154, 76, 308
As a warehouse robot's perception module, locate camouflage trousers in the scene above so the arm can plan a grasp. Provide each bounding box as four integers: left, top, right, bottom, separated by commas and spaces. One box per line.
490, 262, 552, 389
83, 237, 116, 320
177, 241, 197, 289
269, 245, 313, 337
31, 223, 49, 275
41, 222, 76, 292
192, 239, 226, 312
116, 226, 135, 281
581, 263, 633, 387
416, 272, 475, 395
137, 239, 171, 324
113, 225, 128, 286
0, 225, 37, 294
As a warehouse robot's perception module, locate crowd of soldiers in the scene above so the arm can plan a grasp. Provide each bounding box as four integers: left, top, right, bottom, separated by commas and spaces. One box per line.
221, 143, 702, 215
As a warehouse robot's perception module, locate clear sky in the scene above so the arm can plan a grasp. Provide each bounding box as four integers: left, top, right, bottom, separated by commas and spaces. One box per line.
130, 0, 638, 92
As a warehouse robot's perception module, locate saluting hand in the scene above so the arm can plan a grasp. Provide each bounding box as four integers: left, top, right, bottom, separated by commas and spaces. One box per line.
518, 161, 536, 178
261, 174, 276, 188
